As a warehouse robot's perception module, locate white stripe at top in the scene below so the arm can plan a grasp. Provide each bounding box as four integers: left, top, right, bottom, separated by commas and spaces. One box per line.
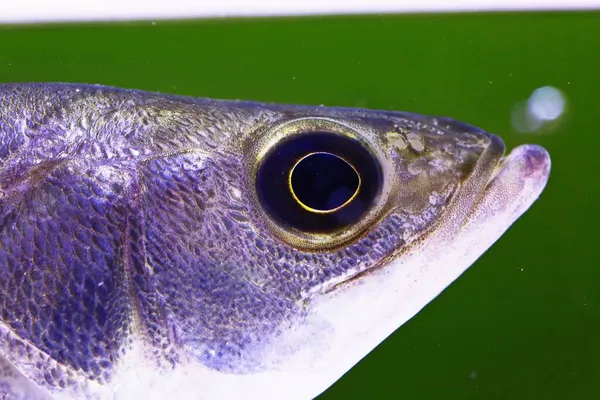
1, 0, 599, 25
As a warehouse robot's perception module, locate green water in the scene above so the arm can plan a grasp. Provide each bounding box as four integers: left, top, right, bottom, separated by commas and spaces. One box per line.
1, 11, 599, 399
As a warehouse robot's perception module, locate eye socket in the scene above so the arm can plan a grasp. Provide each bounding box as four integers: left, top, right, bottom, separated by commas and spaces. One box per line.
256, 131, 382, 233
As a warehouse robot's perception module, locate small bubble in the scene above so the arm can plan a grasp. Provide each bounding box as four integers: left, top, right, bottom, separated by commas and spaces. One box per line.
510, 86, 566, 133
528, 86, 565, 121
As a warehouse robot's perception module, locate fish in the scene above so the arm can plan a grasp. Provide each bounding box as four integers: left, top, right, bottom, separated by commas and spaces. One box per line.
0, 83, 550, 400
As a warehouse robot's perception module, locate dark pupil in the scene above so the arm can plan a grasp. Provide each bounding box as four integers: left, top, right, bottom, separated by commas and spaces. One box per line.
256, 131, 382, 233
291, 153, 359, 212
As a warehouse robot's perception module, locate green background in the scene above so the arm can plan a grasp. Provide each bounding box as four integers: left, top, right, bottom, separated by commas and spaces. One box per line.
1, 11, 598, 399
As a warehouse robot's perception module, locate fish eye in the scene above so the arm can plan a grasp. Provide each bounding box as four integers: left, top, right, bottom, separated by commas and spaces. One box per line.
256, 131, 382, 233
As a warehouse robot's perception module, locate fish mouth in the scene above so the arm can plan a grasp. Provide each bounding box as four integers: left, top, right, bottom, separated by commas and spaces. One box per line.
455, 132, 551, 235
481, 142, 551, 216
390, 135, 551, 287
454, 139, 551, 251
489, 143, 551, 188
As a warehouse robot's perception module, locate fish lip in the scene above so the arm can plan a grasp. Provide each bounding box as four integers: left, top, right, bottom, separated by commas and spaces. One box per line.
487, 143, 551, 191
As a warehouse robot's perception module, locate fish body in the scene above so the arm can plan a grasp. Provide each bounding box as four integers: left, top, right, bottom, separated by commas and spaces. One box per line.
0, 83, 550, 400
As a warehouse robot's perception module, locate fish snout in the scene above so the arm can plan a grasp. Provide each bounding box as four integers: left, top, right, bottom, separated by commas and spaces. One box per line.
512, 144, 551, 179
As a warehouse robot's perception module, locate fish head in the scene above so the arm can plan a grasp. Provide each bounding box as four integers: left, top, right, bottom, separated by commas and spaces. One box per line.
0, 85, 550, 400
165, 107, 550, 398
